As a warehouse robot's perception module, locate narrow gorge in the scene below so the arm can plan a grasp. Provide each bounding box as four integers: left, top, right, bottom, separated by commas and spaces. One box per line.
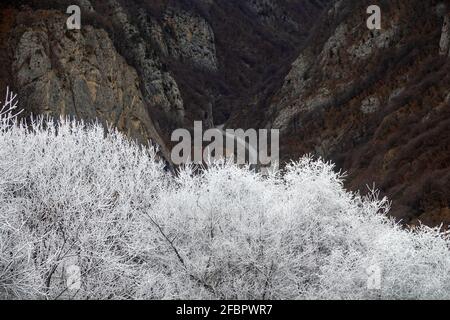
0, 0, 449, 225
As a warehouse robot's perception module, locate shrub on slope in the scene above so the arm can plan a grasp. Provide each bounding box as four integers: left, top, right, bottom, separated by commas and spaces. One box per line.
1, 95, 450, 299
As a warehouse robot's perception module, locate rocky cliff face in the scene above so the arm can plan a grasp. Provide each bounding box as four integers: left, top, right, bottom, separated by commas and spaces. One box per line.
10, 11, 167, 154
0, 0, 328, 158
237, 0, 449, 225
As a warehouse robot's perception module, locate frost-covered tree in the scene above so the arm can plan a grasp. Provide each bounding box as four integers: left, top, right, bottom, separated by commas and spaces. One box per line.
1, 88, 450, 300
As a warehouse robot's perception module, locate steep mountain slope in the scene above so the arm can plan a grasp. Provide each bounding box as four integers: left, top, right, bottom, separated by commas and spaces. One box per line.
232, 0, 449, 225
1, 1, 449, 226
0, 0, 329, 160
